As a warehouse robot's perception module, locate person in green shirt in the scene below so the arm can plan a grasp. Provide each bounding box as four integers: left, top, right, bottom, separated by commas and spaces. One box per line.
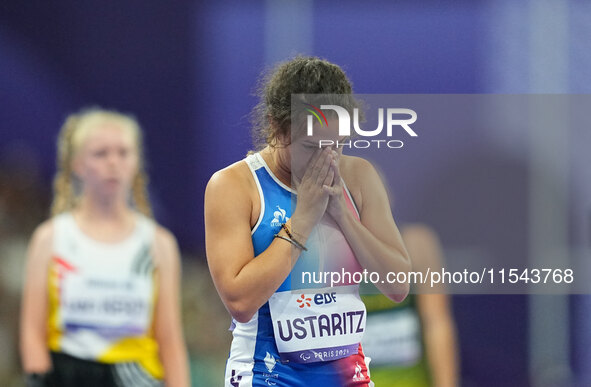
362, 224, 459, 387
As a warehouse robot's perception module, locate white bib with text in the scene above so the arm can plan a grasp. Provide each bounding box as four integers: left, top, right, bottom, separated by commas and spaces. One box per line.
268, 285, 366, 363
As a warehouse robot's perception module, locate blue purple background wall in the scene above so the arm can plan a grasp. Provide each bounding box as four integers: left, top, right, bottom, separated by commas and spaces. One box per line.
1, 1, 590, 386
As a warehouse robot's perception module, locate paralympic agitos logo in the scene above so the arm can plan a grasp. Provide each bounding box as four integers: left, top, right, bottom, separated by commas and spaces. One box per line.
304, 103, 418, 149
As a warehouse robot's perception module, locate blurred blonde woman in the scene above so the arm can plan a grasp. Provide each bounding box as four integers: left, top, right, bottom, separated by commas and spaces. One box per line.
20, 108, 189, 387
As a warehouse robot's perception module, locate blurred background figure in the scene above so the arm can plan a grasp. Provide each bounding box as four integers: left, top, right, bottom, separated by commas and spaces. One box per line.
19, 109, 189, 386
362, 224, 458, 387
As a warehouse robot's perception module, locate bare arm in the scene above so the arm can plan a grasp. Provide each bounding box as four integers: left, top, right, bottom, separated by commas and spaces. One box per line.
405, 225, 459, 387
152, 227, 190, 387
205, 169, 293, 323
326, 157, 411, 301
20, 221, 53, 373
205, 148, 334, 323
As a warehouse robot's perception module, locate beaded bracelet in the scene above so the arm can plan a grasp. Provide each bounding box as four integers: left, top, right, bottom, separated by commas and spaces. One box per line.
280, 223, 293, 239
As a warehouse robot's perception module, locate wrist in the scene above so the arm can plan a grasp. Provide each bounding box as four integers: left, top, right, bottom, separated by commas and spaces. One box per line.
286, 214, 312, 245
331, 204, 354, 226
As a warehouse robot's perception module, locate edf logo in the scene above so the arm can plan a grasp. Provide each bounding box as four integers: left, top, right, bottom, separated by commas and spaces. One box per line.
314, 292, 337, 305
298, 292, 337, 308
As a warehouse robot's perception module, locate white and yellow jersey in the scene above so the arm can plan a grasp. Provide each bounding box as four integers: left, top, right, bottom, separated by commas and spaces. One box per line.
47, 212, 163, 379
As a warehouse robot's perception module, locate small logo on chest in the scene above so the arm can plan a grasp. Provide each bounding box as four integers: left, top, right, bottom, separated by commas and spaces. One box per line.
270, 205, 289, 227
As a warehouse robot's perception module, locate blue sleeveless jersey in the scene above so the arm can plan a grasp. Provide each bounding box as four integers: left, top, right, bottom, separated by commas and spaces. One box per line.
224, 153, 372, 387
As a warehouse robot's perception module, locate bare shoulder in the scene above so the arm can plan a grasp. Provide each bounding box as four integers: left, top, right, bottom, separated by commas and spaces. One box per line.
154, 225, 178, 251
206, 160, 253, 197
27, 219, 55, 265
339, 155, 381, 209
339, 155, 376, 181
205, 158, 259, 229
205, 160, 258, 208
401, 223, 441, 247
401, 223, 444, 270
30, 219, 54, 249
152, 225, 180, 268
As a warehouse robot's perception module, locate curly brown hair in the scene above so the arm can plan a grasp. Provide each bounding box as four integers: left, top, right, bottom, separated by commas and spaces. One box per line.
250, 56, 358, 151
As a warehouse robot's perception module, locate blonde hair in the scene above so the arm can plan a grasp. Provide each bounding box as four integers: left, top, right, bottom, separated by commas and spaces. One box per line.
51, 107, 153, 217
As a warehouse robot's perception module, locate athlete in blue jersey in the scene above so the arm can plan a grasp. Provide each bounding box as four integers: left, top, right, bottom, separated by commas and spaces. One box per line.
205, 56, 411, 387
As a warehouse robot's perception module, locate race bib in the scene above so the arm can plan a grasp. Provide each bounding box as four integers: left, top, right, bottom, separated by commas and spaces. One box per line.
60, 272, 153, 338
268, 285, 366, 363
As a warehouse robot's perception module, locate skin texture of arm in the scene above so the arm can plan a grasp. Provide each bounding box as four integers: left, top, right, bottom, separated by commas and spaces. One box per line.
326, 155, 411, 301
152, 227, 191, 387
204, 165, 300, 324
403, 224, 459, 387
205, 148, 335, 323
20, 220, 54, 374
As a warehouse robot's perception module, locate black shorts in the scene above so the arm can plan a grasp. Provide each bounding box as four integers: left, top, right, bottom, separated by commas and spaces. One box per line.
45, 351, 163, 387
